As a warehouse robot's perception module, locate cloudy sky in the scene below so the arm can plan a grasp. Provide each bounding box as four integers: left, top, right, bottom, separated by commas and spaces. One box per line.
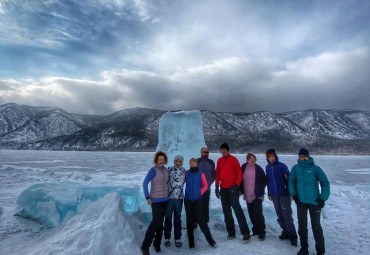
0, 0, 369, 115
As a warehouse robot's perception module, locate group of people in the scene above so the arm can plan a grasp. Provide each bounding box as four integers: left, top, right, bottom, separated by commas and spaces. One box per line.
141, 143, 330, 255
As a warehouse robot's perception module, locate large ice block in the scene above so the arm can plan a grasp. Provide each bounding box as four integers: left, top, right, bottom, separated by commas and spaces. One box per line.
16, 181, 78, 226
156, 110, 207, 168
16, 181, 142, 226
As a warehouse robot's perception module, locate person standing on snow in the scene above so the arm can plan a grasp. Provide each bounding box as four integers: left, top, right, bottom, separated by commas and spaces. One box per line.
215, 143, 251, 242
164, 155, 186, 248
265, 148, 298, 246
184, 158, 216, 249
239, 153, 268, 241
289, 148, 330, 255
141, 151, 169, 255
197, 147, 216, 223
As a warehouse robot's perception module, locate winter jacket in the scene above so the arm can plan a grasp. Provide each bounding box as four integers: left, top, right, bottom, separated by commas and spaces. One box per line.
168, 166, 186, 199
289, 157, 330, 205
185, 167, 208, 201
265, 151, 290, 197
240, 163, 267, 198
143, 165, 169, 203
215, 154, 243, 189
197, 157, 216, 190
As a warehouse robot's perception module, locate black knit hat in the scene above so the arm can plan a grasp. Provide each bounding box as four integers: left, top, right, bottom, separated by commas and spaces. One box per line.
298, 148, 309, 156
220, 142, 229, 152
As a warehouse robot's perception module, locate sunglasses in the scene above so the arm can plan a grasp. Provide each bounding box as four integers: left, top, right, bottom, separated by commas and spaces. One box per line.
203, 151, 209, 154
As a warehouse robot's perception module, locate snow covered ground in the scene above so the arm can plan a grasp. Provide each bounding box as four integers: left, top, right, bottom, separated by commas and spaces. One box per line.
0, 150, 369, 255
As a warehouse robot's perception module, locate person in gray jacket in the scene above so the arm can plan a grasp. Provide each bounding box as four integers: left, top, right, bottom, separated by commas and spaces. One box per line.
141, 151, 169, 255
197, 147, 216, 223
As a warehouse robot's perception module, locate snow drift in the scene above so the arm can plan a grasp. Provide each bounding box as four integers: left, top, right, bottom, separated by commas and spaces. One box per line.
31, 193, 141, 255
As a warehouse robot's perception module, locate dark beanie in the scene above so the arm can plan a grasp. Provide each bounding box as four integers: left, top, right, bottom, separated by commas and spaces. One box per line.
298, 148, 309, 156
220, 143, 229, 152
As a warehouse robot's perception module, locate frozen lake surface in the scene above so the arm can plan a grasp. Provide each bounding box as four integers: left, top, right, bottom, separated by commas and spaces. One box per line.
0, 150, 369, 255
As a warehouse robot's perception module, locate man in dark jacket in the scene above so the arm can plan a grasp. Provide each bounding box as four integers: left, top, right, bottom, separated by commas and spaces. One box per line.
215, 143, 250, 242
289, 148, 330, 255
266, 148, 297, 246
198, 147, 215, 223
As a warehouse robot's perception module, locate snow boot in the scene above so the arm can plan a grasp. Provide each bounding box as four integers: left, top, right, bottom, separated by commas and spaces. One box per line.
279, 231, 289, 240
175, 239, 182, 248
154, 245, 161, 253
297, 248, 309, 255
141, 248, 150, 255
242, 234, 251, 243
164, 239, 170, 247
258, 234, 265, 241
227, 234, 236, 240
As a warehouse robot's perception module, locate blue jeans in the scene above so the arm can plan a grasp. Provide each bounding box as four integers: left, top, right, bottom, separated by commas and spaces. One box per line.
164, 199, 183, 240
221, 185, 250, 236
271, 195, 297, 240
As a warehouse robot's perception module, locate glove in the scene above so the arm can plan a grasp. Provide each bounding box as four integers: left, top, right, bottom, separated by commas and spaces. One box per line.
293, 195, 300, 204
315, 198, 325, 208
215, 186, 220, 199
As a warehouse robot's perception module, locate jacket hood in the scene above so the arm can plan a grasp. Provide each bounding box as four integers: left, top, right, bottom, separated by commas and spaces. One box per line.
266, 148, 279, 164
298, 157, 315, 167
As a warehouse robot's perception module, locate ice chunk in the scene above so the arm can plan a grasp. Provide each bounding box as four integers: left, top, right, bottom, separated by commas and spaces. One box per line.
76, 185, 142, 214
16, 181, 78, 226
156, 110, 207, 168
16, 181, 142, 226
31, 193, 141, 255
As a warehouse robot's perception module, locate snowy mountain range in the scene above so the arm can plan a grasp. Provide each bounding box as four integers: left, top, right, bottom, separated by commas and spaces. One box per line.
1, 103, 369, 154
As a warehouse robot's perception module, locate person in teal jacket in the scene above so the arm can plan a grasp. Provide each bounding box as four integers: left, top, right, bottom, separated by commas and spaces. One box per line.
289, 148, 330, 255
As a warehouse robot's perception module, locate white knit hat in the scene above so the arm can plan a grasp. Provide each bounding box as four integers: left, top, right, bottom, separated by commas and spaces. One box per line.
174, 155, 184, 162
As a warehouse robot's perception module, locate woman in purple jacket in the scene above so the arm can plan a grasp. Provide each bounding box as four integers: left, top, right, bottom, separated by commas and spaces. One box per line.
240, 153, 268, 241
141, 151, 169, 255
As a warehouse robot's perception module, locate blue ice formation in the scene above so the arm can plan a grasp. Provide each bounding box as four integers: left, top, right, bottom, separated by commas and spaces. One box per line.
156, 110, 207, 169
16, 181, 142, 227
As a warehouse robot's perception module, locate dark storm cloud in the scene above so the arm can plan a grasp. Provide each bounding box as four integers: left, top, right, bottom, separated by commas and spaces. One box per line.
0, 0, 369, 114
0, 0, 155, 78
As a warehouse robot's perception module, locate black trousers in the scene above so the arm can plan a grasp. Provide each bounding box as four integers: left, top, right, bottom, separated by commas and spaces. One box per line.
184, 199, 215, 246
221, 185, 250, 236
246, 199, 266, 235
141, 201, 167, 251
202, 190, 211, 223
297, 202, 325, 254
